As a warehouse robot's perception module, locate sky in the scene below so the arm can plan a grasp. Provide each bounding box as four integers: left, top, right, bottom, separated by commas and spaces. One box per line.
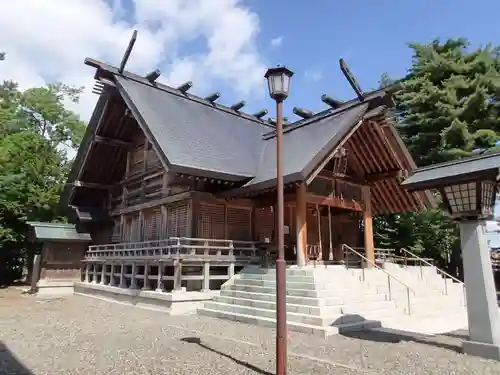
2, 0, 500, 124
2, 0, 500, 241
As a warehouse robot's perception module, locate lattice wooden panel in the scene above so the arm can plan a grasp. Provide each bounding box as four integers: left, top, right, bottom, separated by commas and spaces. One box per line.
151, 207, 162, 239
166, 202, 189, 237
254, 206, 274, 241
111, 217, 121, 243
227, 206, 251, 241
307, 207, 319, 245
142, 208, 154, 241
124, 214, 141, 241
198, 203, 225, 239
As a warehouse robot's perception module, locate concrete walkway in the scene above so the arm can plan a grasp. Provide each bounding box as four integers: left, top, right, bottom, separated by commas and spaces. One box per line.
0, 289, 499, 375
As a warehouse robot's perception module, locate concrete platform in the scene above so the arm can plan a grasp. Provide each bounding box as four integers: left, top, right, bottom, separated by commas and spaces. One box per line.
74, 282, 218, 315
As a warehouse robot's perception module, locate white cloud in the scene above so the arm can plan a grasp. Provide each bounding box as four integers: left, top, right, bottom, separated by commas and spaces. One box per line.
304, 67, 324, 83
0, 0, 268, 124
270, 36, 283, 48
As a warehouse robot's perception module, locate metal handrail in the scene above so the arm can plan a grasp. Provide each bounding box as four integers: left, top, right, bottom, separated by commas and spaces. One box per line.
342, 244, 415, 314
400, 248, 465, 305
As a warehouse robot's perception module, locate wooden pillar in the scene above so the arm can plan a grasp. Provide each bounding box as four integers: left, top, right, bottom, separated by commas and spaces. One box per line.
362, 186, 375, 266
315, 204, 323, 262
296, 183, 307, 267
327, 206, 333, 261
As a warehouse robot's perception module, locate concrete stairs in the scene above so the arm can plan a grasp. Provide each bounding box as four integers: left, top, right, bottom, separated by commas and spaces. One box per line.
198, 264, 468, 337
199, 265, 388, 337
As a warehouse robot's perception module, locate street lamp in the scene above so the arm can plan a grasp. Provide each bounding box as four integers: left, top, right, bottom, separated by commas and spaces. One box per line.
265, 65, 294, 375
402, 152, 500, 361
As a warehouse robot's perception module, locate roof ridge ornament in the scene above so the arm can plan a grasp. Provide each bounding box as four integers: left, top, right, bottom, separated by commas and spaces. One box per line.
204, 92, 220, 104
252, 109, 268, 119
176, 81, 193, 94
293, 107, 314, 119
321, 94, 343, 109
145, 69, 161, 83
118, 30, 138, 74
230, 101, 246, 111
339, 58, 364, 101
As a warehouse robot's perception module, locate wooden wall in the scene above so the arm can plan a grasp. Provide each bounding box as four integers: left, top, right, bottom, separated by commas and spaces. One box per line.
40, 242, 87, 281
196, 202, 253, 241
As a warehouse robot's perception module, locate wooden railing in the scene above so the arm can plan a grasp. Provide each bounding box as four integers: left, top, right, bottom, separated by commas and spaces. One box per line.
85, 237, 258, 261
82, 237, 259, 293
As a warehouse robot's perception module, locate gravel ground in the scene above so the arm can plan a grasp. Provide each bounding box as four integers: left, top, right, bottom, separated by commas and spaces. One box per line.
0, 288, 499, 375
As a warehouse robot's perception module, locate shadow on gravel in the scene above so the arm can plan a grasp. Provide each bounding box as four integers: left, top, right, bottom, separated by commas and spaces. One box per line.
0, 341, 34, 375
181, 337, 272, 375
341, 329, 463, 354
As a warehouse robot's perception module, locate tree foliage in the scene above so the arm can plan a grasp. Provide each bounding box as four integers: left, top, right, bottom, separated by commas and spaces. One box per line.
0, 80, 85, 285
374, 38, 500, 277
397, 38, 500, 165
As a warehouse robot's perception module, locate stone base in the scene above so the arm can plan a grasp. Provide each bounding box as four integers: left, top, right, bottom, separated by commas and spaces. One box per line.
36, 280, 75, 296
462, 340, 500, 361
74, 282, 217, 315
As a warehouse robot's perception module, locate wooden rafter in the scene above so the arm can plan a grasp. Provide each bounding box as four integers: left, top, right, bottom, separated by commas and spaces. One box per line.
93, 135, 133, 148
343, 118, 425, 215
365, 169, 408, 183
73, 181, 113, 190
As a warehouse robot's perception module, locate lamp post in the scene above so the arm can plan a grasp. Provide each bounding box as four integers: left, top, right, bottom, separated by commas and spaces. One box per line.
402, 153, 500, 361
264, 65, 294, 375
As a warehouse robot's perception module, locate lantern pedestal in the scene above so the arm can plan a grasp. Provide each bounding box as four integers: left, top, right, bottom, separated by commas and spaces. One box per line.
460, 220, 500, 361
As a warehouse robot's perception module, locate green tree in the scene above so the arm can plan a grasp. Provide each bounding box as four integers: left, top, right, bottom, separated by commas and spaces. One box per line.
374, 39, 500, 278
397, 38, 500, 165
0, 80, 85, 285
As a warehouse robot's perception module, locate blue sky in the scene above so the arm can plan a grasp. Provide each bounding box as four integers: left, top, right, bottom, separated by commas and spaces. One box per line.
92, 0, 500, 121
251, 0, 500, 118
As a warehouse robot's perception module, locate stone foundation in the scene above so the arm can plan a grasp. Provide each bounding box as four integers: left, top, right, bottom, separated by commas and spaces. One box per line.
74, 282, 218, 315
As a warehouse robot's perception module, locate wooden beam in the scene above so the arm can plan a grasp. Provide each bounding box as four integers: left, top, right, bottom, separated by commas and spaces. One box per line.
72, 180, 113, 190
365, 169, 408, 183
307, 194, 363, 212
111, 191, 192, 216
93, 135, 133, 148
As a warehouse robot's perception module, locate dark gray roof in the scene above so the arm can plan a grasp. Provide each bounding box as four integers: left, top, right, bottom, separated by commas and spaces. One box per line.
115, 75, 371, 191
63, 58, 394, 207
116, 76, 268, 180
402, 152, 500, 191
26, 222, 91, 242
242, 103, 369, 191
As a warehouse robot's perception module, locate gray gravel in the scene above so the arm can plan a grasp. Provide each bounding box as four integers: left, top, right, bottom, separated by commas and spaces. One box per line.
0, 289, 499, 374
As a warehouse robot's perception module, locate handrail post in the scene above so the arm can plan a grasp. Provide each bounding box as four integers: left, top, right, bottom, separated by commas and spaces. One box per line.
444, 277, 448, 295
407, 288, 411, 315
387, 274, 392, 300
361, 254, 365, 282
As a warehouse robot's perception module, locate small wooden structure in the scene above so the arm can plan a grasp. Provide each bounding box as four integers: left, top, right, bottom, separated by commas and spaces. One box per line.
30, 54, 432, 294
26, 222, 91, 293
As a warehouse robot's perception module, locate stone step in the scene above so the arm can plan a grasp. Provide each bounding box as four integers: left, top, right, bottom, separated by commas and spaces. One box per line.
197, 307, 382, 337
224, 284, 339, 298
223, 283, 390, 300
232, 277, 369, 290
221, 287, 390, 305
236, 271, 353, 283
213, 295, 396, 316
220, 289, 341, 306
